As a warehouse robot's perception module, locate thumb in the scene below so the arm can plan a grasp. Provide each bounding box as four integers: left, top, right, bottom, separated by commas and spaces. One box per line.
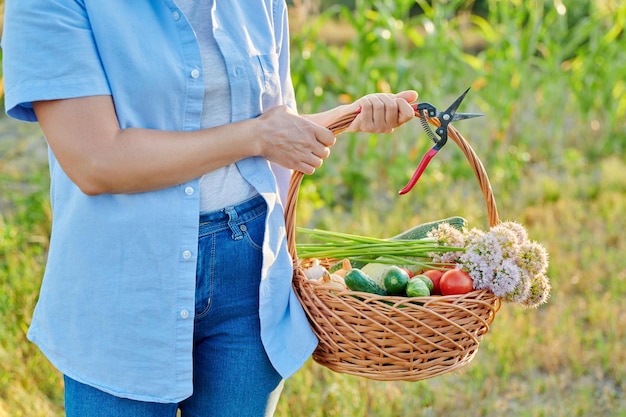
394, 90, 419, 104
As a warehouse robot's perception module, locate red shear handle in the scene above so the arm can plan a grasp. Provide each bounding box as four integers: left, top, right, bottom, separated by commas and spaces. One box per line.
398, 148, 439, 195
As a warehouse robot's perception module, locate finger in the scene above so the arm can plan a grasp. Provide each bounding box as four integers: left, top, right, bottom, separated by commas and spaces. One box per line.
293, 155, 318, 175
379, 94, 416, 129
349, 92, 417, 133
351, 96, 381, 132
312, 145, 331, 159
384, 96, 403, 129
299, 163, 316, 175
369, 95, 386, 129
375, 95, 400, 132
355, 96, 374, 129
366, 95, 391, 131
301, 154, 323, 175
394, 90, 419, 104
315, 127, 337, 147
396, 97, 416, 124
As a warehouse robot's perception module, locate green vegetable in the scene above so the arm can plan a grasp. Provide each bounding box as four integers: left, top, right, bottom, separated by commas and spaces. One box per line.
297, 218, 465, 269
389, 216, 468, 240
344, 269, 387, 295
382, 266, 410, 295
414, 274, 434, 293
406, 278, 431, 297
360, 262, 390, 286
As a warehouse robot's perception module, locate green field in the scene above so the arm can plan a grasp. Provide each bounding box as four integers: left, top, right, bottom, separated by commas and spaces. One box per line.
2, 0, 626, 416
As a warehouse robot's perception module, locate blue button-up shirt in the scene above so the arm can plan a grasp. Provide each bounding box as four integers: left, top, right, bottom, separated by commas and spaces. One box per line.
2, 0, 317, 403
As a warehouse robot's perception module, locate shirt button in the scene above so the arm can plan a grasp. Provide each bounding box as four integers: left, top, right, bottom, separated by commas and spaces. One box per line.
172, 11, 181, 21
182, 250, 192, 260
184, 186, 194, 196
180, 309, 190, 319
191, 69, 200, 79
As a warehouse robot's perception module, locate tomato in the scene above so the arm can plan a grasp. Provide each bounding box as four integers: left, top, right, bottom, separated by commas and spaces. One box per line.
421, 269, 444, 295
401, 267, 415, 278
439, 269, 474, 295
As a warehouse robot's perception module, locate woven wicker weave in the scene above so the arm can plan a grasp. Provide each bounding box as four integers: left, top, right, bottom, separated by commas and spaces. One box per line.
285, 108, 502, 381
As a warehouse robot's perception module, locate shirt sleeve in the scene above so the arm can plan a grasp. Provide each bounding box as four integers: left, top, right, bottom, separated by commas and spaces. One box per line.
2, 0, 112, 122
274, 0, 296, 112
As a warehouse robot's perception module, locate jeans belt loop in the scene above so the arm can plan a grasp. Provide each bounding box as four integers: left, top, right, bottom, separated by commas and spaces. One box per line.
223, 206, 243, 240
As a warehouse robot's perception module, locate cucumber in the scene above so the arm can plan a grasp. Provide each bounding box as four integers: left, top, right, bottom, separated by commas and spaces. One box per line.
406, 278, 431, 297
344, 269, 387, 296
414, 274, 435, 293
328, 262, 343, 273
382, 266, 410, 295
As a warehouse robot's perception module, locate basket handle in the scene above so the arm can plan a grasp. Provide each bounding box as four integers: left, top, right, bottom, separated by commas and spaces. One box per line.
284, 109, 500, 263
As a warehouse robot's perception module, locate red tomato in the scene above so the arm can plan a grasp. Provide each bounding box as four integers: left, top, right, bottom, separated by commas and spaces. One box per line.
401, 267, 415, 278
439, 269, 474, 295
421, 269, 444, 295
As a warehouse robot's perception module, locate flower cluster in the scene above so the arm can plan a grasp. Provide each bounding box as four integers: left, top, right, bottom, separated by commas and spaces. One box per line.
428, 221, 551, 308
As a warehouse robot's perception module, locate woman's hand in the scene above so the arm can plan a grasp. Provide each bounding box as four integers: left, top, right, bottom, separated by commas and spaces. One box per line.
33, 96, 337, 194
31, 90, 414, 194
256, 90, 418, 175
254, 105, 336, 175
345, 90, 418, 134
303, 90, 418, 136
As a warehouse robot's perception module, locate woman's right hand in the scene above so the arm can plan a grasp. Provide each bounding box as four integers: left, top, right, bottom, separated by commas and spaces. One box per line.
253, 105, 336, 175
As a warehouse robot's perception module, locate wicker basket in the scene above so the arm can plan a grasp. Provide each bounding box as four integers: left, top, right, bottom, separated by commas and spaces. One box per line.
285, 109, 502, 381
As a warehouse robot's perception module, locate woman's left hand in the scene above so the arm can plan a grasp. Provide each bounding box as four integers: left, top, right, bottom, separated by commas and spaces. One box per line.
346, 90, 418, 134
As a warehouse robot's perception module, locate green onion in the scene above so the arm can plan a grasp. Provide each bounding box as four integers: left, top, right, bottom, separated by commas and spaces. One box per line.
296, 227, 463, 266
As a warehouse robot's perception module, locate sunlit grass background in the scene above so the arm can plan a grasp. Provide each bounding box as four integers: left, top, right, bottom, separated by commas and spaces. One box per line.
1, 0, 626, 416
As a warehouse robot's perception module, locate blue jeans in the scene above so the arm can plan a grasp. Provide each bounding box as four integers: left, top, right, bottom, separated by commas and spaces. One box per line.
64, 195, 284, 417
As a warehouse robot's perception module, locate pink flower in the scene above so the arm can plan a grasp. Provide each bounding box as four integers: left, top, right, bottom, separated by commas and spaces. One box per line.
522, 274, 551, 308
519, 241, 549, 276
430, 220, 551, 307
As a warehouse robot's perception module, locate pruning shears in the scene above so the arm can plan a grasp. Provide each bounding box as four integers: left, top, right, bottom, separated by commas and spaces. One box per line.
398, 87, 483, 195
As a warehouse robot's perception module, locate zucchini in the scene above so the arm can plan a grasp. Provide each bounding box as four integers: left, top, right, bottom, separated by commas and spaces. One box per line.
389, 216, 468, 240
344, 269, 387, 295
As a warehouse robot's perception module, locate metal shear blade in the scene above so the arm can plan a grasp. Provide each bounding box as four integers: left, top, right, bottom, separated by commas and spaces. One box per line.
443, 112, 484, 121
441, 86, 472, 120
399, 87, 482, 195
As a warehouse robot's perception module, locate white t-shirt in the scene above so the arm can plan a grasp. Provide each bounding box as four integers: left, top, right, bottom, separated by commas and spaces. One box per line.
176, 0, 258, 212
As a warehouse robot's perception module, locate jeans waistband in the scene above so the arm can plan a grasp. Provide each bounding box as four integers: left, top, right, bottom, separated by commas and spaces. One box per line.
199, 194, 266, 236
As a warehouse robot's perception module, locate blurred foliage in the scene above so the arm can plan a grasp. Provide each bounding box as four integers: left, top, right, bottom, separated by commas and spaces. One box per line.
289, 0, 626, 213
2, 1, 626, 416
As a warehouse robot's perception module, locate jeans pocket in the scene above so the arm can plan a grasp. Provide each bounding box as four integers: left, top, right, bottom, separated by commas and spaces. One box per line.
194, 234, 215, 319
195, 199, 267, 320
240, 212, 265, 252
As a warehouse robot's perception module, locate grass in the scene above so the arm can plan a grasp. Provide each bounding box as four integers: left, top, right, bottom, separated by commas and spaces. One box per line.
2, 0, 626, 415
